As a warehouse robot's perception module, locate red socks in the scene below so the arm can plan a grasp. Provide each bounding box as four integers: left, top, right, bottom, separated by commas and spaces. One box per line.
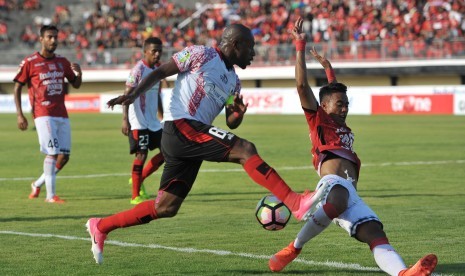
243, 155, 299, 210
97, 200, 158, 234
142, 153, 164, 180
131, 159, 144, 199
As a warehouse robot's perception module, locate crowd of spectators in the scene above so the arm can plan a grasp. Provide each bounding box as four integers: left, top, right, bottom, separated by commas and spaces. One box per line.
8, 0, 465, 65
0, 0, 40, 11
0, 0, 42, 45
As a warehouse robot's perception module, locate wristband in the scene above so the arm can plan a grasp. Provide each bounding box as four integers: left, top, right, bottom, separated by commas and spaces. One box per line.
295, 40, 306, 51
325, 68, 336, 83
233, 111, 242, 118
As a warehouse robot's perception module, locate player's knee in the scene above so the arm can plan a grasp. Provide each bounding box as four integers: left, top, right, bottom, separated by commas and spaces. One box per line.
355, 221, 386, 244
135, 152, 148, 161
327, 185, 349, 214
236, 138, 257, 158
156, 204, 180, 218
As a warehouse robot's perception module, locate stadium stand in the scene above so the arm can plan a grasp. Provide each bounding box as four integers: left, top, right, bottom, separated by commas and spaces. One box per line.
0, 0, 464, 66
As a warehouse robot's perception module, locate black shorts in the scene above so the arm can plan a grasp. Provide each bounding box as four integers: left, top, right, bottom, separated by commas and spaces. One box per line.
159, 119, 239, 198
129, 129, 162, 154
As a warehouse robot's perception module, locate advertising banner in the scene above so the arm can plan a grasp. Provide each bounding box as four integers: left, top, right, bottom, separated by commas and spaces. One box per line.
453, 93, 465, 115
1, 86, 464, 116
372, 94, 453, 114
65, 95, 100, 113
0, 95, 30, 113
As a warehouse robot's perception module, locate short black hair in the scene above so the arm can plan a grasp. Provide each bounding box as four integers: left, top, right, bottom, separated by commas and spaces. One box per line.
40, 25, 59, 37
319, 82, 347, 103
219, 24, 252, 47
144, 37, 162, 49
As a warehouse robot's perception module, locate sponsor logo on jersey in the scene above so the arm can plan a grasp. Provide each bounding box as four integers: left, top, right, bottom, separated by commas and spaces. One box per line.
48, 63, 57, 70
42, 79, 63, 85
39, 71, 64, 80
41, 101, 51, 106
47, 82, 64, 95
34, 62, 45, 67
177, 50, 190, 63
127, 75, 135, 85
205, 82, 228, 106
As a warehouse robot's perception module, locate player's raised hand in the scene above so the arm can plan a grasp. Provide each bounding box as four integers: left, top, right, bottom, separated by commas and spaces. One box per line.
291, 17, 305, 41
310, 46, 332, 70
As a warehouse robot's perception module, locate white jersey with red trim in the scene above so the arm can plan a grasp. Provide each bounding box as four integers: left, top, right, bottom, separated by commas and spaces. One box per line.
165, 45, 241, 125
126, 59, 162, 131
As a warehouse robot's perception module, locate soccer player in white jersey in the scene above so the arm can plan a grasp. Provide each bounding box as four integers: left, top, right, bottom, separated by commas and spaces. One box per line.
268, 17, 437, 276
123, 37, 165, 205
14, 25, 82, 203
86, 24, 321, 265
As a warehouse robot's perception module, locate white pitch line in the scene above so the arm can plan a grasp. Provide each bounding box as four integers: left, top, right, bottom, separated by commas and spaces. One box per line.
0, 159, 464, 182
0, 230, 380, 272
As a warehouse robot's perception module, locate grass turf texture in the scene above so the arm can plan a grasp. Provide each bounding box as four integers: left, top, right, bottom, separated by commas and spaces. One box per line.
0, 113, 464, 275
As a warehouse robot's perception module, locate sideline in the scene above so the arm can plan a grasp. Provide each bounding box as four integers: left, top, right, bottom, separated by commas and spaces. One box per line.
0, 230, 380, 272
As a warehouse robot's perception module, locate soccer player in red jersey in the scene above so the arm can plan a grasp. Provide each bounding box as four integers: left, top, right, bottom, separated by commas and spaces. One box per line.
268, 17, 437, 276
122, 37, 165, 205
86, 23, 320, 265
14, 25, 82, 203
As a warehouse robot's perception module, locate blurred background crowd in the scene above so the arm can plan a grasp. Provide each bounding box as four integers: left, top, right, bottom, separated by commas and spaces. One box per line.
0, 0, 464, 67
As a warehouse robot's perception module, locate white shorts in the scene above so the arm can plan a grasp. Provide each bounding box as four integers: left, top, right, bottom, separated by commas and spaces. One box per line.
314, 174, 382, 237
34, 116, 71, 155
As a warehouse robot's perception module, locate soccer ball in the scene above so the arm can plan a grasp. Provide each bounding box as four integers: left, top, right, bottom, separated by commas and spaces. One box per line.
255, 195, 291, 231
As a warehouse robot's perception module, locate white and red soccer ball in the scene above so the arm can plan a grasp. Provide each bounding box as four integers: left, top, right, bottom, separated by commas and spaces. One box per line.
255, 195, 291, 231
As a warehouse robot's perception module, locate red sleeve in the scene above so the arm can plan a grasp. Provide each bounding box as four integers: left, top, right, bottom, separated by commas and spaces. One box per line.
302, 106, 317, 130
13, 59, 30, 85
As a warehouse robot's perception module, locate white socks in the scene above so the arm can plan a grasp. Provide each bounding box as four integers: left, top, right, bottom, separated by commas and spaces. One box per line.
372, 244, 407, 276
43, 156, 57, 200
33, 167, 60, 188
294, 205, 334, 248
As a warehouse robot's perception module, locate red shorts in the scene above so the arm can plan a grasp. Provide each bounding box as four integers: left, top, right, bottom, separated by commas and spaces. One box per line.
159, 119, 239, 198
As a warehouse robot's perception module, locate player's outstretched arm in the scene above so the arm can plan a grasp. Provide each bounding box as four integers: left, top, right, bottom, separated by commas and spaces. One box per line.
292, 17, 318, 111
107, 59, 180, 108
310, 47, 337, 83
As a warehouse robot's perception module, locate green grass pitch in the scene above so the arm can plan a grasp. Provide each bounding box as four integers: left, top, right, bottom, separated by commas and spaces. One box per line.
0, 113, 464, 275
